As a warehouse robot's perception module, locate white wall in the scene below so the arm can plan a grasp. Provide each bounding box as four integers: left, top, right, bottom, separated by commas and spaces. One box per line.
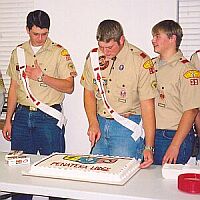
0, 0, 177, 154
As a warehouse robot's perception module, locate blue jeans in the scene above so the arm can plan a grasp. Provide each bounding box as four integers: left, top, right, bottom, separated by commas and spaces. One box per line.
92, 115, 144, 159
154, 129, 195, 165
197, 137, 200, 160
11, 104, 65, 200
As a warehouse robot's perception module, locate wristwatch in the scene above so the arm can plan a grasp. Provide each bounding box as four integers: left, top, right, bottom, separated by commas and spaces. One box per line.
37, 72, 45, 82
144, 145, 155, 153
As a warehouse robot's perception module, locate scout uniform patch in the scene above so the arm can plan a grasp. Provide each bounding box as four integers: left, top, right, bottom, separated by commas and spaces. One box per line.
158, 86, 166, 108
184, 70, 200, 85
143, 59, 155, 74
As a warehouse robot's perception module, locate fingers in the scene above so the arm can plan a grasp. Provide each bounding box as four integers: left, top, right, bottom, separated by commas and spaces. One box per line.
162, 155, 177, 165
87, 128, 101, 147
140, 159, 153, 169
2, 131, 11, 141
140, 150, 153, 168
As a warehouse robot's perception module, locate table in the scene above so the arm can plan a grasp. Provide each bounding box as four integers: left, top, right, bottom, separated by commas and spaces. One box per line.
0, 152, 199, 200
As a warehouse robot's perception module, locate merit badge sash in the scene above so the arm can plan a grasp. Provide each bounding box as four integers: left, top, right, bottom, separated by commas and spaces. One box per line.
90, 49, 144, 141
17, 47, 67, 129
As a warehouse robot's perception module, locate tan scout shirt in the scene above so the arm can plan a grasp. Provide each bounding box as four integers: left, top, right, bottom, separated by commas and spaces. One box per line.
154, 50, 200, 130
7, 37, 76, 107
190, 50, 200, 70
81, 40, 156, 118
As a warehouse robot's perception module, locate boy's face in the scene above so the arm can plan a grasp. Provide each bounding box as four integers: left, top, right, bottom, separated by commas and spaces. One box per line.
151, 30, 174, 55
98, 36, 124, 59
27, 25, 49, 47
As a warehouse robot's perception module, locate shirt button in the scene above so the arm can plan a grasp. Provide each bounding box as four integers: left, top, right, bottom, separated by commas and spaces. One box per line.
103, 111, 106, 114
107, 90, 110, 93
109, 79, 112, 81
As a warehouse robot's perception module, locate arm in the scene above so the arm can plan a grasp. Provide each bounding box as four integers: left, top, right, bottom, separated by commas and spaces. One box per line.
194, 111, 200, 136
42, 74, 74, 94
163, 108, 198, 164
25, 60, 75, 94
2, 79, 18, 141
84, 88, 101, 147
140, 98, 156, 168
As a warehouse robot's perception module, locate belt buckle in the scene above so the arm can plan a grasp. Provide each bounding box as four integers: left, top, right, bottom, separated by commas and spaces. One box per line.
29, 106, 37, 111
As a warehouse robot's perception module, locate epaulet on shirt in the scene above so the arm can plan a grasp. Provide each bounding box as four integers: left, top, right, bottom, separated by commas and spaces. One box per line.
17, 43, 23, 47
91, 48, 98, 52
196, 50, 200, 53
86, 52, 90, 60
56, 44, 63, 48
139, 52, 147, 59
86, 48, 98, 60
180, 58, 189, 64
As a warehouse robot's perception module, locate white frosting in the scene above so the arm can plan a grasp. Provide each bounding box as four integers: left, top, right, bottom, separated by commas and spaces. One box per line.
29, 153, 141, 185
162, 163, 200, 180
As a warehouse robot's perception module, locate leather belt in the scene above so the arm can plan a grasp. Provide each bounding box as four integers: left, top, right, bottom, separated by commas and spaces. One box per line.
18, 104, 61, 111
106, 113, 134, 120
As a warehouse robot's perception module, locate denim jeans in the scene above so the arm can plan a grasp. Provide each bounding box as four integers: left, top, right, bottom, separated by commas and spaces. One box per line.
154, 129, 195, 165
197, 137, 200, 160
11, 104, 65, 200
92, 115, 144, 159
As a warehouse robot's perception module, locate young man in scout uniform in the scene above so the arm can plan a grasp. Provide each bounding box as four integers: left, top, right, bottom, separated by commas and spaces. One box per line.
81, 19, 156, 169
190, 50, 200, 161
151, 20, 200, 165
2, 10, 76, 200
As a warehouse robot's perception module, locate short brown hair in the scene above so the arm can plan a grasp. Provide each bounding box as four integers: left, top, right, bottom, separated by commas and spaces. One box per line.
152, 20, 183, 50
96, 19, 124, 44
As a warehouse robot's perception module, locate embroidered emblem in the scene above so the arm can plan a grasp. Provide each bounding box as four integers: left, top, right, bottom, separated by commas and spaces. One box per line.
68, 62, 74, 69
158, 86, 166, 107
143, 59, 154, 69
143, 59, 155, 74
120, 89, 126, 98
99, 55, 109, 70
184, 70, 200, 79
119, 65, 124, 71
151, 80, 157, 89
61, 49, 72, 61
190, 79, 199, 85
61, 49, 69, 56
118, 98, 126, 103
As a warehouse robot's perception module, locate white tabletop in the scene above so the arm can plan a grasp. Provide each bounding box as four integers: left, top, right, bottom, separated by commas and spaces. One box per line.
0, 152, 199, 200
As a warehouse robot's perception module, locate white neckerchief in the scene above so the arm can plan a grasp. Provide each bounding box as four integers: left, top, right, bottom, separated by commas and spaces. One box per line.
17, 47, 67, 129
90, 49, 144, 141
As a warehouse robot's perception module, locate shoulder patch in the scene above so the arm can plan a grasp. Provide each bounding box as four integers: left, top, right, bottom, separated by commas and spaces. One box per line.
184, 70, 200, 79
143, 59, 154, 69
61, 49, 69, 56
143, 59, 156, 74
140, 52, 147, 59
